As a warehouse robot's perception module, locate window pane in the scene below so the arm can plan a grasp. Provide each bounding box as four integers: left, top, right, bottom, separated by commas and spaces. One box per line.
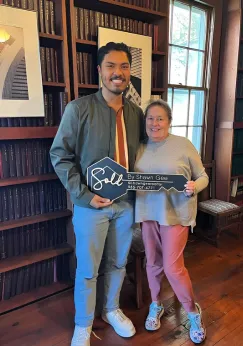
171, 1, 190, 46
189, 90, 205, 125
188, 126, 202, 152
187, 50, 204, 87
171, 126, 187, 137
190, 7, 207, 50
168, 88, 173, 108
172, 89, 189, 125
170, 46, 187, 85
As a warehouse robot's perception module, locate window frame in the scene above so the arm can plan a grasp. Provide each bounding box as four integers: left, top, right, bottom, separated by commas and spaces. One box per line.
168, 0, 213, 154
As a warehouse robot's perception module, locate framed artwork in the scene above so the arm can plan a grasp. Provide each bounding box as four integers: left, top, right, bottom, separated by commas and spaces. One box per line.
98, 27, 152, 110
0, 5, 44, 117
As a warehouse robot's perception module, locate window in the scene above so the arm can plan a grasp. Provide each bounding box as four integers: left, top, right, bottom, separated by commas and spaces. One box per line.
168, 0, 210, 152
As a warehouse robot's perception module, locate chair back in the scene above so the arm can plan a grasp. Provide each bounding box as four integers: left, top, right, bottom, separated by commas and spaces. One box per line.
199, 160, 216, 201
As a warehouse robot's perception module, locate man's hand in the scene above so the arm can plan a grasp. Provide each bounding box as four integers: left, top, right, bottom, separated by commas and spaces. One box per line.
90, 195, 113, 209
184, 181, 196, 197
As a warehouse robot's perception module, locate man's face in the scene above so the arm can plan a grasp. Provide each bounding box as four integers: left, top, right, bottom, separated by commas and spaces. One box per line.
98, 50, 131, 95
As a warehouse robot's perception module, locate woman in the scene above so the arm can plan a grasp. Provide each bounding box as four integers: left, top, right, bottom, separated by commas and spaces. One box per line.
135, 100, 208, 344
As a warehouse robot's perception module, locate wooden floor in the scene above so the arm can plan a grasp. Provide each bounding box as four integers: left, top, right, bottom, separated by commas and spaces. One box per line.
1, 232, 243, 346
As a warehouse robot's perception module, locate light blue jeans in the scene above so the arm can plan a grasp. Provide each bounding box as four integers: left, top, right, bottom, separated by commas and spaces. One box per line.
72, 200, 134, 327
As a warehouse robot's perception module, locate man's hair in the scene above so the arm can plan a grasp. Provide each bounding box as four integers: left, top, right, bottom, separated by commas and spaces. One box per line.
97, 42, 132, 66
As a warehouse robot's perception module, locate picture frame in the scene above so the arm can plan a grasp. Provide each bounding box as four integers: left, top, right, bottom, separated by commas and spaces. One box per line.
98, 27, 152, 110
0, 5, 44, 118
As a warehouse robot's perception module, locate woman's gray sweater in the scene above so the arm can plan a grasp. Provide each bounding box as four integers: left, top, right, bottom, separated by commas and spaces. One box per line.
134, 134, 209, 228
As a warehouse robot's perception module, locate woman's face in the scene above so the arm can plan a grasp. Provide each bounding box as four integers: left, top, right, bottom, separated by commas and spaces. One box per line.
146, 105, 171, 142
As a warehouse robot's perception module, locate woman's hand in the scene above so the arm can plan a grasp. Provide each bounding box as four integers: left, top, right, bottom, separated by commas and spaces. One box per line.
184, 181, 195, 197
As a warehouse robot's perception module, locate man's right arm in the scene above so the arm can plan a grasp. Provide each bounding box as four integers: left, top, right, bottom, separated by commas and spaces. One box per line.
50, 102, 95, 207
50, 102, 113, 209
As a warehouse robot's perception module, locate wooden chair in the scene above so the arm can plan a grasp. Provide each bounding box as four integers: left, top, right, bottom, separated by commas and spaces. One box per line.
195, 161, 243, 247
126, 225, 145, 309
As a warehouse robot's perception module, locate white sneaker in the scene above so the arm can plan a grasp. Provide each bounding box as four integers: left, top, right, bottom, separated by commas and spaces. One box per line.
71, 325, 91, 346
102, 308, 136, 337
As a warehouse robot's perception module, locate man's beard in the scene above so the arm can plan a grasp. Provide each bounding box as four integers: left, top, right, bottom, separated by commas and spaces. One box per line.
111, 88, 124, 95
102, 77, 129, 95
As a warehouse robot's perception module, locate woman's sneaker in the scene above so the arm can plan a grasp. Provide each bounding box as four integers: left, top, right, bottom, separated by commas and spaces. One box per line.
145, 302, 164, 331
188, 303, 206, 344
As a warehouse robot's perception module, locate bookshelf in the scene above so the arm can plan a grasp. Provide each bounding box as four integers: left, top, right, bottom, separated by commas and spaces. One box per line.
39, 32, 64, 41
0, 210, 72, 232
68, 0, 169, 99
0, 173, 58, 188
215, 1, 243, 205
0, 244, 73, 274
0, 127, 58, 140
0, 0, 73, 314
0, 0, 170, 315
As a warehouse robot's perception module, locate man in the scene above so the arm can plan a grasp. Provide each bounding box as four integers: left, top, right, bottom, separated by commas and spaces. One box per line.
50, 42, 144, 346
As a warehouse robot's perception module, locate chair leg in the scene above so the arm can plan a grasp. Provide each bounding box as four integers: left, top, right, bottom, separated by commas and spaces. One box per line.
134, 255, 143, 309
214, 226, 222, 248
236, 222, 240, 239
213, 219, 220, 247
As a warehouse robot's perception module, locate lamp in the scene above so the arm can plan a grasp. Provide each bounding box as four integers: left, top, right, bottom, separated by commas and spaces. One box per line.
0, 28, 10, 43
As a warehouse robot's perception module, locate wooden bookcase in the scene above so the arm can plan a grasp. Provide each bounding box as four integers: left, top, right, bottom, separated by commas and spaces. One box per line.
0, 0, 170, 314
0, 0, 73, 315
67, 0, 168, 100
215, 1, 243, 205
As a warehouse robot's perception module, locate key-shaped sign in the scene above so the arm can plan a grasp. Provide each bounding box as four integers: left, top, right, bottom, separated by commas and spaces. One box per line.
87, 157, 188, 201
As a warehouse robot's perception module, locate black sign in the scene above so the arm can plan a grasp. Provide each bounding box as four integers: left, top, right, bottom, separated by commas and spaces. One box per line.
87, 157, 187, 200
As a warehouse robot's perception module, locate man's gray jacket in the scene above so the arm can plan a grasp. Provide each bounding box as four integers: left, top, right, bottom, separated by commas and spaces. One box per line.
50, 89, 144, 208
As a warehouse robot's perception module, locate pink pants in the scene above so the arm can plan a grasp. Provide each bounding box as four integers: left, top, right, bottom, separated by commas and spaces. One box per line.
141, 221, 195, 312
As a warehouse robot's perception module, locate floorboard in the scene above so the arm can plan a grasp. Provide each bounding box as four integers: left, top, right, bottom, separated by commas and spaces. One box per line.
1, 233, 243, 346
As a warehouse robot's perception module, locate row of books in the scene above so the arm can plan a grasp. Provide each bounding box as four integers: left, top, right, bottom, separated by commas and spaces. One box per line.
231, 178, 243, 197
78, 90, 97, 99
75, 7, 159, 50
115, 0, 162, 11
0, 117, 44, 127
238, 45, 243, 70
76, 52, 97, 85
150, 94, 162, 101
0, 219, 67, 260
3, 0, 57, 36
234, 187, 243, 197
235, 100, 243, 122
40, 47, 61, 83
0, 92, 68, 128
3, 0, 37, 9
152, 60, 163, 88
0, 254, 70, 301
0, 139, 54, 179
44, 92, 68, 126
0, 181, 67, 222
233, 129, 243, 152
232, 156, 243, 177
236, 74, 243, 97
